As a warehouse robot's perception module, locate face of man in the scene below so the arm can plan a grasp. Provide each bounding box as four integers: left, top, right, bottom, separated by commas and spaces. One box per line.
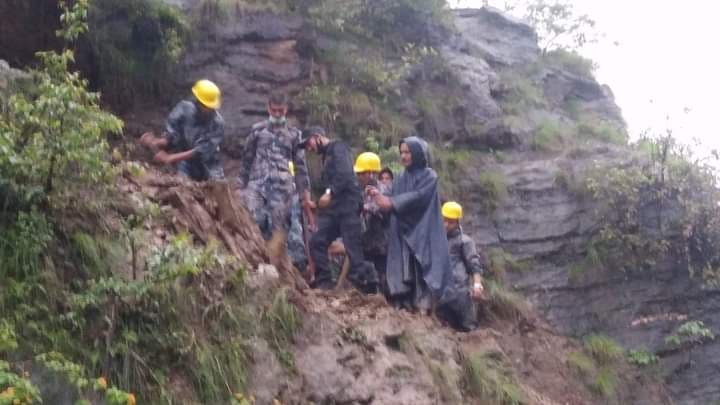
195, 102, 215, 122
379, 172, 392, 185
444, 218, 459, 233
399, 143, 412, 168
267, 102, 288, 120
357, 171, 376, 187
306, 135, 319, 153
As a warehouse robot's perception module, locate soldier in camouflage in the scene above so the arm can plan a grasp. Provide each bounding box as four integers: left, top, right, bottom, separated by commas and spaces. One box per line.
287, 161, 309, 273
238, 93, 311, 240
140, 80, 224, 181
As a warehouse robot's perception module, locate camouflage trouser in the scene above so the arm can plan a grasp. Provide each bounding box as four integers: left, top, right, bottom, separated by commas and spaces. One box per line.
241, 186, 292, 240
287, 196, 307, 272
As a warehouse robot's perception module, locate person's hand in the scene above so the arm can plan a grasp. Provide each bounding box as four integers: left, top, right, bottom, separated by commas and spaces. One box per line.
303, 198, 317, 211
301, 191, 317, 231
318, 192, 332, 209
308, 221, 317, 233
471, 279, 484, 300
374, 194, 393, 211
366, 185, 379, 197
153, 150, 170, 165
140, 132, 156, 147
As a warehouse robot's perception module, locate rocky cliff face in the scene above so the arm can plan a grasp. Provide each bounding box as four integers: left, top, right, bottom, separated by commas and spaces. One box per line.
442, 9, 719, 405
126, 5, 708, 404
2, 2, 714, 403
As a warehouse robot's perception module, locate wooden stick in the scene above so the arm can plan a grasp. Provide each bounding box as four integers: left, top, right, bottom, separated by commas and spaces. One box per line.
335, 255, 351, 290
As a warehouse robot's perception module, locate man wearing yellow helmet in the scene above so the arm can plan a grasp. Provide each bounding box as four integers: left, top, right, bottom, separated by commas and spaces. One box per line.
355, 152, 390, 296
140, 79, 224, 181
439, 201, 485, 332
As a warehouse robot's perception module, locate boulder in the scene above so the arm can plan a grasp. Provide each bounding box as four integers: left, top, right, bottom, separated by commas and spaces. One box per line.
452, 8, 540, 68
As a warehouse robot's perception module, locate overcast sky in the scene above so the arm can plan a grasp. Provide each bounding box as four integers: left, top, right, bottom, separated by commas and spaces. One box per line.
453, 0, 720, 156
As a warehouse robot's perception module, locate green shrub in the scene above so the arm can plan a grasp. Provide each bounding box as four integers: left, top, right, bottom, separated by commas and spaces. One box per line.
429, 362, 462, 404
542, 49, 596, 78
376, 109, 416, 146
567, 351, 594, 376
192, 338, 251, 403
193, 0, 286, 20
665, 320, 715, 347
475, 171, 509, 213
376, 144, 404, 176
303, 0, 452, 45
532, 119, 571, 152
591, 366, 618, 399
568, 336, 623, 400
561, 96, 581, 119
499, 74, 545, 116
299, 85, 341, 130
0, 1, 123, 200
146, 234, 239, 281
487, 248, 527, 282
627, 349, 659, 366
567, 239, 605, 282
584, 165, 671, 272
461, 351, 526, 405
262, 288, 302, 370
583, 335, 624, 365
0, 210, 52, 280
0, 321, 18, 354
71, 231, 107, 275
577, 113, 627, 145
0, 360, 42, 404
483, 280, 529, 321
432, 147, 472, 198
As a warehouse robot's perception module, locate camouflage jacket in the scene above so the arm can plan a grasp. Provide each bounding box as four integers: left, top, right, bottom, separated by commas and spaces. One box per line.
164, 100, 224, 174
447, 227, 485, 288
238, 120, 310, 197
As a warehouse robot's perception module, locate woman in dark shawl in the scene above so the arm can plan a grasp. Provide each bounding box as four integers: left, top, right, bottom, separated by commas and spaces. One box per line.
370, 136, 450, 311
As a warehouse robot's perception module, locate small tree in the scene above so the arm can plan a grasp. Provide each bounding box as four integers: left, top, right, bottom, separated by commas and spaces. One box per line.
0, 0, 123, 197
480, 0, 598, 53
525, 0, 597, 53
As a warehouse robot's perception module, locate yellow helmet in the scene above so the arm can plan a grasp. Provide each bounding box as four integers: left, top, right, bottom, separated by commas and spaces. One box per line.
288, 161, 295, 176
192, 79, 221, 109
354, 152, 382, 173
442, 201, 463, 220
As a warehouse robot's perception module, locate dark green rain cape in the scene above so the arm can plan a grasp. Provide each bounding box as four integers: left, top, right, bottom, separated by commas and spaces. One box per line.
385, 136, 450, 299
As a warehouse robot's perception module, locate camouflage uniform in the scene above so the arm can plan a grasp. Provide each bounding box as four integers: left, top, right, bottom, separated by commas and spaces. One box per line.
287, 189, 308, 273
164, 100, 225, 181
238, 120, 310, 239
439, 227, 486, 331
